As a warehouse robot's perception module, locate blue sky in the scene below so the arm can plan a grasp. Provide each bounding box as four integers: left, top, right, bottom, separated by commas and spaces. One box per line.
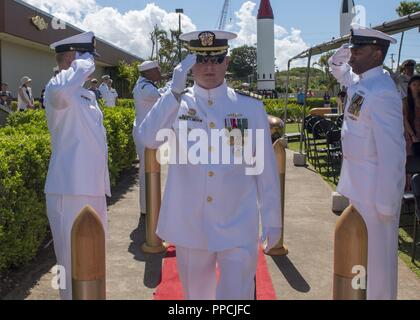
25, 0, 419, 70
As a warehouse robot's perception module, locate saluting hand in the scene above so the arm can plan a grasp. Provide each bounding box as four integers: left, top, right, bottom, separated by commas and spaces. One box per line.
171, 54, 197, 95
329, 44, 351, 67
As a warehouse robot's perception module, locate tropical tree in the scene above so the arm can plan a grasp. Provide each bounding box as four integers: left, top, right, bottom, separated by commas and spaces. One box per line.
396, 1, 420, 16
313, 51, 338, 94
228, 45, 257, 80
116, 60, 141, 94
395, 2, 420, 68
149, 26, 189, 80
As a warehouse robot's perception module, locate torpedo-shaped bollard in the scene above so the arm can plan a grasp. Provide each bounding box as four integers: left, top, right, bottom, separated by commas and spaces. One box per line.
265, 139, 288, 256
141, 148, 167, 254
71, 205, 106, 300
333, 205, 368, 300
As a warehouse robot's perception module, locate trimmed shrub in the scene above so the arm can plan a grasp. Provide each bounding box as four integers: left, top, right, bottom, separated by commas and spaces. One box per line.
264, 97, 337, 109
10, 101, 41, 112
103, 107, 136, 186
0, 131, 51, 271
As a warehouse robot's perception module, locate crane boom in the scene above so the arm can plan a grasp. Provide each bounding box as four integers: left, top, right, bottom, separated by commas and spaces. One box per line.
217, 0, 230, 30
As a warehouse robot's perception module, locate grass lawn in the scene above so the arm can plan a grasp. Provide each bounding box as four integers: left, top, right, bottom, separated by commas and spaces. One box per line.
282, 122, 420, 278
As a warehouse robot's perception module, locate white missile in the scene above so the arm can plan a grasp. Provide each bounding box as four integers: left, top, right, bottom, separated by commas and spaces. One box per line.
340, 0, 356, 37
257, 0, 275, 91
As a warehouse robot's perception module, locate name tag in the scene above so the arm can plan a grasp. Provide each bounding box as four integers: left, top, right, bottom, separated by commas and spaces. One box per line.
178, 114, 203, 122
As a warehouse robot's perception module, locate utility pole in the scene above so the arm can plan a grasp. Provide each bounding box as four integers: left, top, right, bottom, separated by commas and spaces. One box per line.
176, 9, 184, 63
390, 53, 395, 71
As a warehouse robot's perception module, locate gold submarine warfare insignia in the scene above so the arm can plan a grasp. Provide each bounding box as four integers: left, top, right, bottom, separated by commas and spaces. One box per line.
31, 16, 48, 31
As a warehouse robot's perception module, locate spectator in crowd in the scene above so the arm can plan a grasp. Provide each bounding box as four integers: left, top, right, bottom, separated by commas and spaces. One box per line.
99, 74, 110, 98
0, 92, 12, 112
405, 75, 420, 155
391, 60, 418, 152
323, 91, 331, 107
336, 89, 347, 114
40, 88, 46, 109
103, 79, 118, 107
306, 89, 315, 98
0, 83, 13, 105
297, 88, 305, 105
88, 78, 102, 101
17, 76, 35, 111
392, 59, 417, 100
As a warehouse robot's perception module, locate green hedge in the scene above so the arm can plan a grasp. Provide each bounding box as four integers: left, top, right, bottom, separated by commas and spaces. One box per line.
0, 107, 136, 272
10, 101, 41, 112
264, 97, 337, 109
263, 98, 337, 122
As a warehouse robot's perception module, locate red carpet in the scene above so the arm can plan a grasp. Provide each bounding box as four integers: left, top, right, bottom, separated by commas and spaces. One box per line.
154, 244, 277, 300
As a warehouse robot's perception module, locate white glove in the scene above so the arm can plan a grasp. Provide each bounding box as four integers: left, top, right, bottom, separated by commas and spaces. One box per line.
76, 52, 94, 61
328, 44, 351, 67
262, 227, 282, 253
171, 54, 197, 95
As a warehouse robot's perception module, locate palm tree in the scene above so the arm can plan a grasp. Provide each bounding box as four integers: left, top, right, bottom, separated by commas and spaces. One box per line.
313, 51, 338, 94
395, 2, 420, 68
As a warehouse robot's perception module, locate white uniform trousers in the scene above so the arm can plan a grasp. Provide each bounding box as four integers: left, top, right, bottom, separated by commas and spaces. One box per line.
138, 144, 146, 214
46, 194, 108, 300
352, 200, 400, 300
176, 243, 258, 300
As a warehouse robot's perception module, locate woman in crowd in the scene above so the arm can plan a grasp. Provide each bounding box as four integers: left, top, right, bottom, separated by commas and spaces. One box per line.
17, 76, 35, 111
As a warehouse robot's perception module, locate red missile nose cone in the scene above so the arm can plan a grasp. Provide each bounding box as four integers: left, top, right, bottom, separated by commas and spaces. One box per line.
258, 0, 274, 19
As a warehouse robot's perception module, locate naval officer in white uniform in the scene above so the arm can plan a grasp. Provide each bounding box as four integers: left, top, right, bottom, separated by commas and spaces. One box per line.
132, 60, 169, 215
44, 31, 111, 300
137, 30, 282, 300
329, 25, 406, 300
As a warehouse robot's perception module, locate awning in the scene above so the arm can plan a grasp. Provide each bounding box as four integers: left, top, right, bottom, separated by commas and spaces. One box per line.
291, 11, 420, 60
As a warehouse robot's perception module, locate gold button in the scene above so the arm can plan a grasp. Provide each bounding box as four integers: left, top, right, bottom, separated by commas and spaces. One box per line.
209, 146, 215, 152
209, 122, 216, 128
207, 196, 213, 203
208, 171, 214, 177
208, 100, 213, 106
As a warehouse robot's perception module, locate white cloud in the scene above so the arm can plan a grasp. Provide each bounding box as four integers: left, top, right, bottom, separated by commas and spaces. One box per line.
23, 0, 307, 70
23, 0, 196, 60
230, 1, 309, 70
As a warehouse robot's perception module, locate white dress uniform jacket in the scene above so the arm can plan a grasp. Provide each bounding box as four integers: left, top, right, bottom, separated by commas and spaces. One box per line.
99, 82, 108, 99
137, 81, 281, 251
133, 77, 162, 142
103, 87, 118, 107
44, 53, 111, 197
330, 64, 406, 217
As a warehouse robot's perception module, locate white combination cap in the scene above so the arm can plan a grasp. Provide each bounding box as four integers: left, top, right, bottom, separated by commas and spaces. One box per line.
50, 31, 99, 57
180, 30, 237, 56
350, 24, 397, 48
139, 60, 159, 72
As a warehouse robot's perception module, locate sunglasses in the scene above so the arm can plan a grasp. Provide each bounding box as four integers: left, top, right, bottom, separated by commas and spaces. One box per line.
196, 55, 226, 65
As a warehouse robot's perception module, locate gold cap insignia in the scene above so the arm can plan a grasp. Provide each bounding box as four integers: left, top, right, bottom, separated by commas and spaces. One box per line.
199, 32, 215, 47
31, 16, 48, 31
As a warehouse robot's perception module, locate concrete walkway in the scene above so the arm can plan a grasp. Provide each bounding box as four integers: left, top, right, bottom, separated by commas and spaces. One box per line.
4, 150, 420, 300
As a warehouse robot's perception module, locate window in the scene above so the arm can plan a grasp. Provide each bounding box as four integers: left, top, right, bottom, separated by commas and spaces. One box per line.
263, 74, 265, 79
270, 74, 272, 79
343, 0, 348, 13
